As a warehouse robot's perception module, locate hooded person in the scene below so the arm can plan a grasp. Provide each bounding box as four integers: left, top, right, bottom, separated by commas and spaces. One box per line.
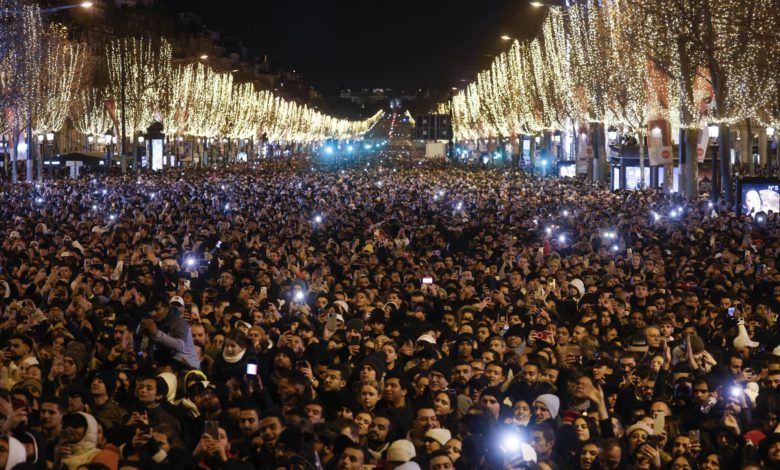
0, 434, 27, 470
59, 412, 101, 470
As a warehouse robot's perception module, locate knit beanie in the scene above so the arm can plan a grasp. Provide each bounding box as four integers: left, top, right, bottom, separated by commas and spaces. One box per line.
534, 394, 560, 419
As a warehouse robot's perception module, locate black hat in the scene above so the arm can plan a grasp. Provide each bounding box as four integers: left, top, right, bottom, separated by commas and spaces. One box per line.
428, 360, 453, 380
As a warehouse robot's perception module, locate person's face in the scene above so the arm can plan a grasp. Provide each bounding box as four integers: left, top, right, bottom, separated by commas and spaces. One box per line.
599, 445, 622, 470
771, 442, 780, 464
136, 379, 159, 405
414, 408, 439, 434
728, 356, 743, 376
480, 395, 500, 419
645, 327, 661, 348
556, 327, 570, 345
0, 438, 8, 470
574, 418, 590, 441
700, 454, 720, 470
694, 383, 710, 403
323, 369, 345, 392
523, 364, 540, 385
429, 371, 449, 392
90, 377, 107, 397
239, 409, 260, 437
62, 421, 87, 444
384, 378, 406, 404
485, 364, 504, 387
40, 402, 62, 429
430, 455, 454, 470
9, 339, 30, 360
260, 417, 284, 448
513, 400, 530, 421
304, 403, 324, 424
445, 438, 462, 462
629, 430, 648, 451
337, 447, 364, 470
672, 436, 690, 457
359, 384, 380, 410
580, 443, 599, 470
452, 364, 473, 384
224, 339, 244, 358
355, 412, 372, 436
434, 393, 452, 416
572, 325, 587, 341
367, 416, 391, 444
620, 358, 636, 373
533, 401, 552, 422
670, 456, 693, 470
531, 430, 553, 456
191, 325, 208, 347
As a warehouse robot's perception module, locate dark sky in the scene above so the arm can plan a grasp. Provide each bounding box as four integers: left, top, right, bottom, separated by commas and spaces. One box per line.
164, 0, 545, 94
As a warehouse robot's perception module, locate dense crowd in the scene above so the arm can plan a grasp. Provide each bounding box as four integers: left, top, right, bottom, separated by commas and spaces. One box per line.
0, 151, 777, 470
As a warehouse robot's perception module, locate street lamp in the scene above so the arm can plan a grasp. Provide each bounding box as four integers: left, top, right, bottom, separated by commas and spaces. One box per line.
199, 54, 208, 60
768, 127, 775, 137
500, 35, 512, 41
707, 123, 719, 140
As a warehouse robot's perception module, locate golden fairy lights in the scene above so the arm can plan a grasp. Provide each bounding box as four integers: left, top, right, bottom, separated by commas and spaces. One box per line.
443, 0, 780, 140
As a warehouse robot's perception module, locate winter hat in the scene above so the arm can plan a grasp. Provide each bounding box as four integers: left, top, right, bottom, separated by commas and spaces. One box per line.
428, 359, 453, 380
360, 354, 387, 378
424, 428, 452, 446
395, 463, 422, 470
626, 422, 654, 437
64, 341, 88, 372
346, 318, 364, 332
533, 394, 560, 419
417, 334, 436, 345
387, 439, 416, 463
570, 279, 585, 298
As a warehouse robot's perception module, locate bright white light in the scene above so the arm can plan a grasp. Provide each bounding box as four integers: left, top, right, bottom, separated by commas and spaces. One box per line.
708, 124, 720, 139
562, 210, 569, 217
612, 245, 619, 251
347, 145, 354, 152
456, 202, 463, 210
325, 147, 334, 155
150, 193, 155, 199
501, 433, 522, 453
541, 159, 548, 166
101, 189, 107, 195
294, 291, 305, 301
224, 203, 230, 210
653, 213, 660, 221
221, 185, 225, 190
708, 202, 713, 208
186, 257, 195, 267
17, 142, 27, 153
80, 1, 93, 8
670, 210, 678, 218
109, 214, 116, 221
314, 215, 323, 223
92, 205, 97, 210
558, 235, 566, 243
768, 127, 776, 137
377, 181, 383, 187
545, 227, 552, 235
651, 127, 662, 138
35, 197, 43, 204
365, 144, 372, 150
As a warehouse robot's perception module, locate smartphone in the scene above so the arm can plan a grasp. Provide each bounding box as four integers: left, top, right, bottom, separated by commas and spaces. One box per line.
246, 363, 257, 375
728, 307, 736, 317
652, 410, 665, 435
326, 312, 338, 331
422, 277, 433, 285
204, 420, 219, 439
627, 248, 633, 255
548, 279, 556, 290
688, 429, 700, 445
260, 286, 268, 296
757, 264, 766, 275
348, 336, 361, 346
296, 360, 309, 369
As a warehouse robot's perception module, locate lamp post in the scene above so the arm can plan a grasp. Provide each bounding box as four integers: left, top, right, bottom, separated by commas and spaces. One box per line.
708, 123, 719, 201
104, 128, 114, 169
45, 132, 54, 179
137, 135, 144, 169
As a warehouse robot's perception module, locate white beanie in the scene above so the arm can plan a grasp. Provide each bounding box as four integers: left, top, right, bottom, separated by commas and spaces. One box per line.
570, 278, 585, 298
387, 439, 416, 463
534, 394, 560, 419
424, 428, 452, 446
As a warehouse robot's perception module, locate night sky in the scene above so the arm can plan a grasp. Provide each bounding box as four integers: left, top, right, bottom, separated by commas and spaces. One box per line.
163, 0, 546, 94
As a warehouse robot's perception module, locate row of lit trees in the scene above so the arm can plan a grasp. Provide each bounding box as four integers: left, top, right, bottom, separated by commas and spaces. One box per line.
441, 0, 780, 201
0, 2, 383, 181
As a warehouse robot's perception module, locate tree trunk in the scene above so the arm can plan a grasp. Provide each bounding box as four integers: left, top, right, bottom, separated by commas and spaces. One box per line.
685, 128, 698, 199
639, 134, 645, 188
719, 124, 733, 203
11, 128, 18, 183
529, 135, 536, 174
747, 118, 754, 175
25, 121, 32, 183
